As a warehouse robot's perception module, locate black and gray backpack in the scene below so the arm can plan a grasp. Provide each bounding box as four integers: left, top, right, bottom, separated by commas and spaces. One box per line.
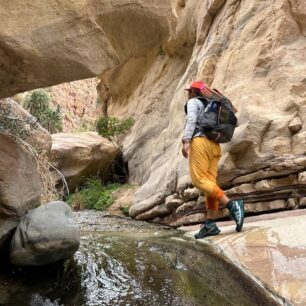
198, 88, 237, 143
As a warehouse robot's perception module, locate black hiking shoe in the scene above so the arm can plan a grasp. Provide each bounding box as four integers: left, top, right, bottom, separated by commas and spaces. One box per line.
194, 224, 221, 239
229, 199, 244, 232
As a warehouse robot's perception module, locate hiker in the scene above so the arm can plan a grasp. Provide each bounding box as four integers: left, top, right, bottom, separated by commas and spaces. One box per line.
182, 81, 244, 239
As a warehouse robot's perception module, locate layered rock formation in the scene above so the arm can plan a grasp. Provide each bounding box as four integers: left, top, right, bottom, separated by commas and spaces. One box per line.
107, 0, 306, 224
1, 0, 306, 225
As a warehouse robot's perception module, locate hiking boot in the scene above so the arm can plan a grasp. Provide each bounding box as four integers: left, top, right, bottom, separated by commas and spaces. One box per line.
229, 199, 244, 232
194, 224, 220, 239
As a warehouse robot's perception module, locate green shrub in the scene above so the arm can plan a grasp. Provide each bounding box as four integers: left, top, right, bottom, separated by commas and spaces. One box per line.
66, 178, 122, 211
120, 206, 130, 217
45, 105, 63, 134
24, 89, 63, 134
95, 116, 135, 183
24, 89, 50, 116
96, 116, 135, 141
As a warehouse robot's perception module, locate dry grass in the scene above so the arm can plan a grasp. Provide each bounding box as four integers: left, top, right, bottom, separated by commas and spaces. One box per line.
13, 136, 67, 204
1, 99, 67, 204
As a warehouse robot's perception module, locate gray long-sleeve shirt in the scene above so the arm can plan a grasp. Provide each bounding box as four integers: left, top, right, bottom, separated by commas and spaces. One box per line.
183, 98, 206, 140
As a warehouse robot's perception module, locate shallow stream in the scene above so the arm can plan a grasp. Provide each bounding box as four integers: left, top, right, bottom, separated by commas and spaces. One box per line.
0, 211, 280, 306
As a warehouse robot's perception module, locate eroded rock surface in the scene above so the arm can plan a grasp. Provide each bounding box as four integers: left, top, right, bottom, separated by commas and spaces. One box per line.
0, 134, 41, 250
118, 0, 306, 224
0, 0, 173, 98
10, 201, 80, 266
51, 132, 119, 191
0, 99, 53, 249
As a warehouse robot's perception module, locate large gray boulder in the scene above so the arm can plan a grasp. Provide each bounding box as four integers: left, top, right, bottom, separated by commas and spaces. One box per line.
10, 201, 80, 266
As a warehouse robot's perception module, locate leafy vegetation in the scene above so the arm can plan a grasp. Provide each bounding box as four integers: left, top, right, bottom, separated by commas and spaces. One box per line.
96, 116, 135, 142
120, 206, 130, 217
66, 178, 123, 211
24, 89, 63, 134
95, 116, 135, 183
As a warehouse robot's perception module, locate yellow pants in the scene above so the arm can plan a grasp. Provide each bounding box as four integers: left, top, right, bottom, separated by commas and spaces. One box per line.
189, 137, 224, 211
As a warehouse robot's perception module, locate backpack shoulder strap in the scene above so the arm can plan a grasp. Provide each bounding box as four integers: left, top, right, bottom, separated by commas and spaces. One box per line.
196, 96, 209, 108
185, 97, 208, 114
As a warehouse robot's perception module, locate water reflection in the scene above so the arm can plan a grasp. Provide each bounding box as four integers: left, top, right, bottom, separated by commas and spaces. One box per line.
76, 232, 188, 306
0, 230, 278, 306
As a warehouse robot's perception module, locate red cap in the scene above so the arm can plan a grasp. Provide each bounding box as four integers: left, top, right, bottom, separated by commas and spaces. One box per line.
184, 81, 206, 91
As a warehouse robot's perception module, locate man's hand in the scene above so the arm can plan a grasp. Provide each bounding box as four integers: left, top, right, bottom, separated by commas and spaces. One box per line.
182, 142, 189, 159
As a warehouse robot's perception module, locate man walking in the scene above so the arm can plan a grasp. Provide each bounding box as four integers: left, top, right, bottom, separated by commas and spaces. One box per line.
182, 81, 244, 239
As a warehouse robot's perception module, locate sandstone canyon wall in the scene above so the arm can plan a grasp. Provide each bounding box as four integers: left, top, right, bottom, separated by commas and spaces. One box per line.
0, 0, 172, 97
104, 0, 306, 225
1, 0, 306, 225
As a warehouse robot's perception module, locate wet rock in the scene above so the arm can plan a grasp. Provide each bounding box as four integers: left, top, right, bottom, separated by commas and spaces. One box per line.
196, 213, 306, 306
0, 216, 18, 253
50, 132, 119, 191
10, 201, 80, 266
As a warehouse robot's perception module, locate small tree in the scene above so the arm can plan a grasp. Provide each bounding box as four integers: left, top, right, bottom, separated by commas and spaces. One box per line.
96, 116, 135, 148
24, 89, 63, 134
45, 105, 63, 134
96, 116, 135, 183
24, 89, 50, 118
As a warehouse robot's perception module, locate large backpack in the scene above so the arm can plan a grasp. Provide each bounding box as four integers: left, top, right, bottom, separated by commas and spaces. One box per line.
197, 87, 237, 143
